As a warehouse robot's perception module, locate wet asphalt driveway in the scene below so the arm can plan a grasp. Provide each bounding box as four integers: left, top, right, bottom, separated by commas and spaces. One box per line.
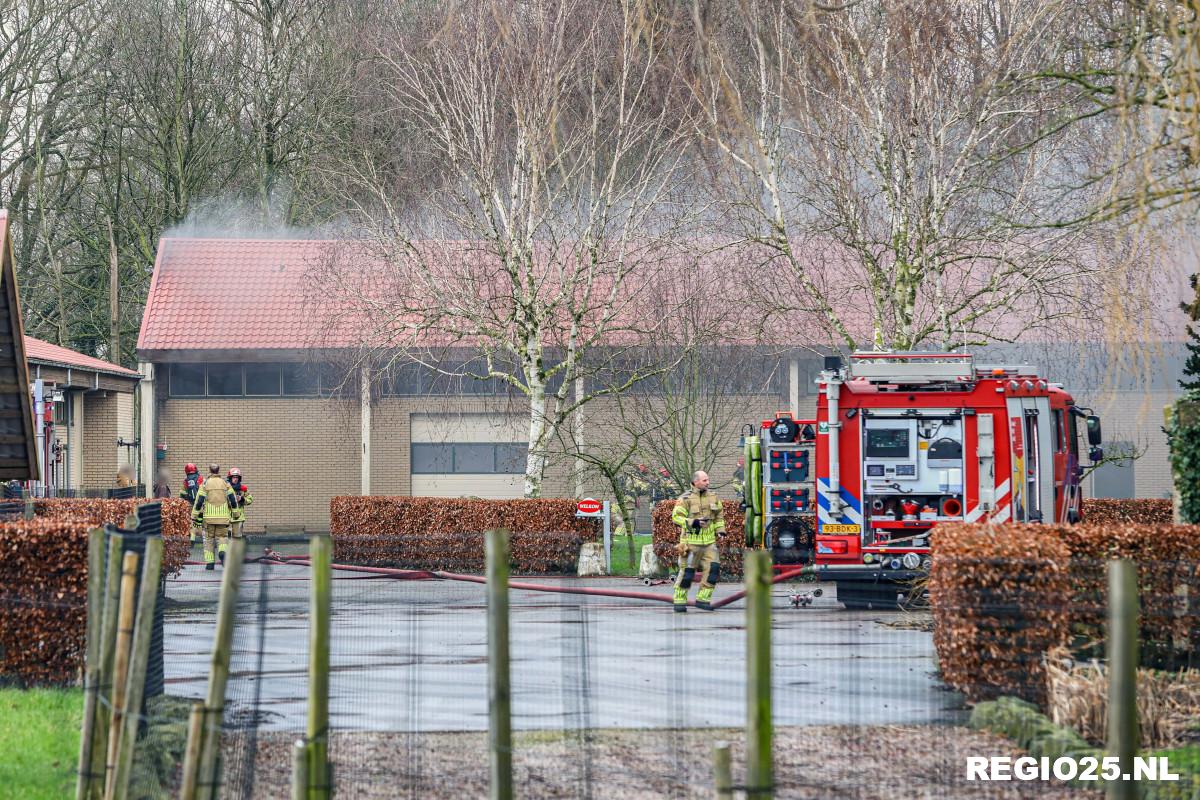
162, 555, 965, 733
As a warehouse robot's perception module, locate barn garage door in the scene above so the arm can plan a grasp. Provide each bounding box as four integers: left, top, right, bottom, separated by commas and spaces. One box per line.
410, 413, 526, 498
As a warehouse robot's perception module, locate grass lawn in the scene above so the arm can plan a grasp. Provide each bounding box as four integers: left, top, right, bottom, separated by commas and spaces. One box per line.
607, 534, 654, 576
0, 687, 81, 800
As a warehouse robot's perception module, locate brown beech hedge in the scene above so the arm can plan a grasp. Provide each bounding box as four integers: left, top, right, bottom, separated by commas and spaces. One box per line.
1082, 498, 1172, 525
931, 521, 1200, 704
329, 496, 596, 573
34, 498, 192, 578
651, 500, 746, 577
0, 498, 192, 685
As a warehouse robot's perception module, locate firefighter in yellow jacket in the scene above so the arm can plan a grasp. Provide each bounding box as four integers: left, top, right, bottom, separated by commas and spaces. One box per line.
226, 468, 253, 539
670, 470, 725, 612
193, 464, 237, 571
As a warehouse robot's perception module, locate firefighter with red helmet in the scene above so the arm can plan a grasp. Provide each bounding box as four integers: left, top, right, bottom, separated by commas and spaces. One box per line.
178, 463, 202, 544
227, 468, 253, 539
193, 464, 236, 570
670, 470, 725, 612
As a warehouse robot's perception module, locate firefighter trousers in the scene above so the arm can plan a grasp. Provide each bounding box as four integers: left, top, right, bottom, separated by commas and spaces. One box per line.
203, 522, 231, 564
674, 543, 719, 603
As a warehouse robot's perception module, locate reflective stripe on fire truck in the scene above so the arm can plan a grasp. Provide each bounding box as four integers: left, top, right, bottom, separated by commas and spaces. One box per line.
816, 478, 862, 526
965, 479, 1011, 523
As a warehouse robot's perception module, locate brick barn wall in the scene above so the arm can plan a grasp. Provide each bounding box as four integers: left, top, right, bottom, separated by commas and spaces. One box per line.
81, 391, 119, 489
158, 397, 361, 532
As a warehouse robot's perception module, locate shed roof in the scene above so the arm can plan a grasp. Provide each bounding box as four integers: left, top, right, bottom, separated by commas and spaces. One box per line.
24, 336, 141, 379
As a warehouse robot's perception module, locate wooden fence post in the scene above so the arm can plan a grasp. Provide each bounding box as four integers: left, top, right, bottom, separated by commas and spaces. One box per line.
178, 702, 204, 800
745, 549, 774, 799
292, 739, 309, 800
103, 550, 140, 800
194, 536, 246, 800
88, 532, 125, 799
1106, 559, 1139, 800
111, 536, 163, 799
713, 740, 733, 799
76, 528, 105, 800
307, 534, 332, 800
486, 528, 513, 800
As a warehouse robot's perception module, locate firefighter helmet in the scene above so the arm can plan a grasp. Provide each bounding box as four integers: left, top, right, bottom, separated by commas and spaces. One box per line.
184, 463, 198, 474
228, 468, 242, 480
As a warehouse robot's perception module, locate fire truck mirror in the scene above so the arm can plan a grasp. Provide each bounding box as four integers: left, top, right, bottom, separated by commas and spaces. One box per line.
1085, 415, 1103, 446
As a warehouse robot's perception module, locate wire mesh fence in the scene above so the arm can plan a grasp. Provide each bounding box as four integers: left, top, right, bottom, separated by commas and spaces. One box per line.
4, 527, 1197, 798
150, 536, 1200, 798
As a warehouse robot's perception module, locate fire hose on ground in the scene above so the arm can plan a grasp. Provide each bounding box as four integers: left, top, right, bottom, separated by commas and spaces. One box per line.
186, 550, 816, 609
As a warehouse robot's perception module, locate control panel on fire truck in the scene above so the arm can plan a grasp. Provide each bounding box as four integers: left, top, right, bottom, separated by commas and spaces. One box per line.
862, 411, 965, 531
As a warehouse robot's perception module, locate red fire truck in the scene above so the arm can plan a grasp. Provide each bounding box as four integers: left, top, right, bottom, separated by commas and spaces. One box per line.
742, 352, 1104, 608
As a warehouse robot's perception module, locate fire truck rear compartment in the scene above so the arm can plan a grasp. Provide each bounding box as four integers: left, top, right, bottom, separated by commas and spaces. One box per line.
862, 411, 965, 548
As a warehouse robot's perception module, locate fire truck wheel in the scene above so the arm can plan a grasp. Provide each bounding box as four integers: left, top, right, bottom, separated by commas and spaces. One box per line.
897, 584, 929, 611
837, 583, 901, 610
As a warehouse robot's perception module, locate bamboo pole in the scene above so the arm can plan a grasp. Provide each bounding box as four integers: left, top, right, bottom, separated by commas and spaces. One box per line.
291, 740, 309, 800
195, 535, 246, 800
103, 550, 140, 800
111, 537, 163, 800
307, 535, 332, 800
1106, 559, 1139, 800
76, 529, 105, 800
713, 741, 733, 800
486, 528, 512, 800
88, 532, 124, 799
745, 549, 774, 799
178, 703, 204, 800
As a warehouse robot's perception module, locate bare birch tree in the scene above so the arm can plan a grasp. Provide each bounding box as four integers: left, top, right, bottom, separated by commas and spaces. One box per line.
690, 0, 1129, 351
322, 0, 699, 497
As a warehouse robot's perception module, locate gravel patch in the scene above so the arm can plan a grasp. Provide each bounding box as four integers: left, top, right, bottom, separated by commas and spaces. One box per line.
220, 725, 1096, 798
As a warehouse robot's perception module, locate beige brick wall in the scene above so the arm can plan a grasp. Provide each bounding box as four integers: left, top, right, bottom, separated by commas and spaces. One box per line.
158, 398, 361, 532
158, 386, 794, 531
1078, 390, 1177, 499
82, 391, 119, 489
116, 393, 135, 475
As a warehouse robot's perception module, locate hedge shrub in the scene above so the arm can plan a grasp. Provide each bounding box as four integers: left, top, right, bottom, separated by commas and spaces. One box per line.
931, 522, 1200, 703
928, 524, 1072, 703
0, 499, 192, 685
1048, 523, 1200, 667
1082, 498, 1173, 525
329, 496, 596, 573
34, 498, 192, 578
651, 499, 746, 577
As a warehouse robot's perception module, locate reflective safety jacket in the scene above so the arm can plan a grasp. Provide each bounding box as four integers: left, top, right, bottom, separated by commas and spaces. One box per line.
193, 476, 236, 524
671, 490, 726, 546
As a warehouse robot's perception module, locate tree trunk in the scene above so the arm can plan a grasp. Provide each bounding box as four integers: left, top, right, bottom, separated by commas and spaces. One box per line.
108, 219, 119, 361
524, 380, 548, 498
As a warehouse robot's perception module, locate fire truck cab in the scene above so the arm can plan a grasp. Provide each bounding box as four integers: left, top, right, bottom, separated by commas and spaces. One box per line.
742, 352, 1103, 608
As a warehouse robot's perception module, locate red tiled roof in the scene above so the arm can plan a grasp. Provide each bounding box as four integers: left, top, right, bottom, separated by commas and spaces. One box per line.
138, 238, 343, 353
136, 236, 1186, 356
24, 336, 141, 378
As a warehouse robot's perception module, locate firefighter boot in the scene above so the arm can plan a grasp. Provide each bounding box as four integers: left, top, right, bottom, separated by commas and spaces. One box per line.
673, 584, 687, 613
696, 585, 715, 611
203, 532, 216, 570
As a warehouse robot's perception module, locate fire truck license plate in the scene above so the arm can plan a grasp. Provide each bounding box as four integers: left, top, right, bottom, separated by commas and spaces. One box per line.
823, 524, 861, 534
